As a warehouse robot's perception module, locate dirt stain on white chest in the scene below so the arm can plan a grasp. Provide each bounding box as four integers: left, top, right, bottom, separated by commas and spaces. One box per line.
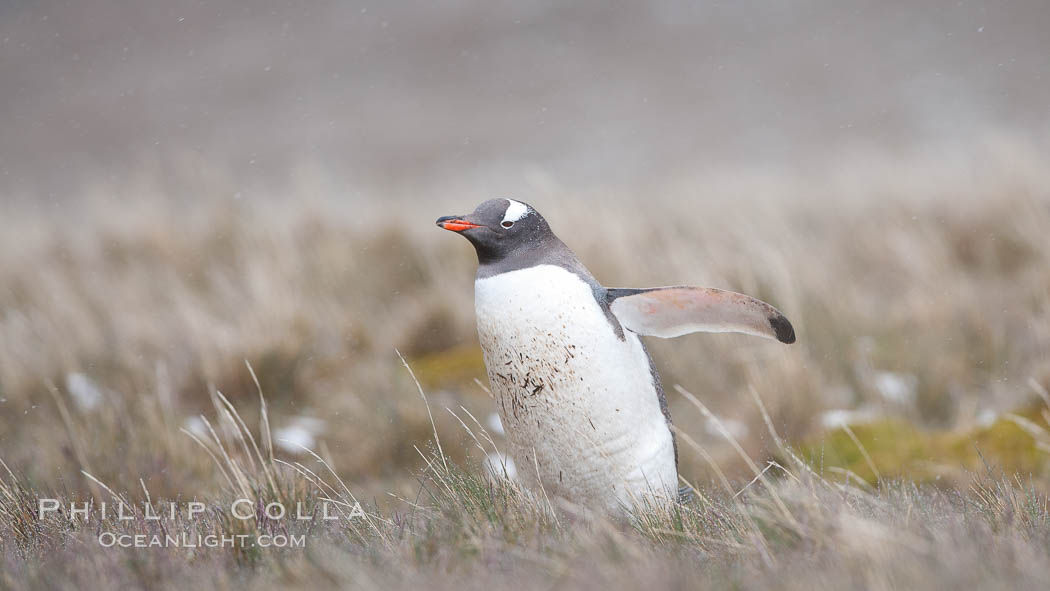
475, 266, 606, 419
473, 265, 676, 511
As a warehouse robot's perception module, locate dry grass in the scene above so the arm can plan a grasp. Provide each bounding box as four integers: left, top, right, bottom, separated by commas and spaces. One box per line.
2, 145, 1050, 587
4, 372, 1050, 590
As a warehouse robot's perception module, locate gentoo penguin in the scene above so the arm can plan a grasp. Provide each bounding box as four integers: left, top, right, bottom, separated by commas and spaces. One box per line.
436, 199, 795, 514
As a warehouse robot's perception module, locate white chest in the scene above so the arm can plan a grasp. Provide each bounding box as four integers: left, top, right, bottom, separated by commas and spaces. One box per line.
474, 265, 676, 512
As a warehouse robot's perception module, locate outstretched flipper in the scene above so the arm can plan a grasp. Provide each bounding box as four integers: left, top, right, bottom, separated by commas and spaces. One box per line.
607, 286, 796, 344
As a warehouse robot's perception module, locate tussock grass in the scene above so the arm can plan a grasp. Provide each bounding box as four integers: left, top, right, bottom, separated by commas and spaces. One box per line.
4, 373, 1050, 590
3, 153, 1050, 495
1, 150, 1050, 587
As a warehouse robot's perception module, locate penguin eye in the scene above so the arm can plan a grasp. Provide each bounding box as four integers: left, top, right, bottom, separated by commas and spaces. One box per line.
501, 221, 514, 229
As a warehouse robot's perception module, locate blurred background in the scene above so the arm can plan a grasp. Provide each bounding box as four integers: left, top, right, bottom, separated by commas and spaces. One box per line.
4, 0, 1050, 198
1, 0, 1049, 500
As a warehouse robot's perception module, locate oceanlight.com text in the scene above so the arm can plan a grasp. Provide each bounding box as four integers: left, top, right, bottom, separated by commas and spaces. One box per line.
97, 532, 306, 548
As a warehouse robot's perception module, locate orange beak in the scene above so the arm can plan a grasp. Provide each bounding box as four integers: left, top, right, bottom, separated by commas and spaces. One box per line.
436, 216, 482, 232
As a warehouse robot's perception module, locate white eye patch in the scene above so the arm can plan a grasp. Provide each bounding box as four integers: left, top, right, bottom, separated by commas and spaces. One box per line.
502, 199, 529, 224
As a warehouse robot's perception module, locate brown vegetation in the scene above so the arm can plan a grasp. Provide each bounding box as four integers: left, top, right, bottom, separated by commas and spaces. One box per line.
1, 146, 1049, 587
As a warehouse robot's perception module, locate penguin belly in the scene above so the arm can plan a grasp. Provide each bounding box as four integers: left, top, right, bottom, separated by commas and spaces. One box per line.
474, 264, 677, 513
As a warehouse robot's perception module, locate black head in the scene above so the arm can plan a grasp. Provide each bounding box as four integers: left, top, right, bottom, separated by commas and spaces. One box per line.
436, 199, 555, 265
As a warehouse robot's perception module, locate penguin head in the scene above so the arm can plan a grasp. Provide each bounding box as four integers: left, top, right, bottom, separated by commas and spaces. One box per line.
436, 198, 552, 263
